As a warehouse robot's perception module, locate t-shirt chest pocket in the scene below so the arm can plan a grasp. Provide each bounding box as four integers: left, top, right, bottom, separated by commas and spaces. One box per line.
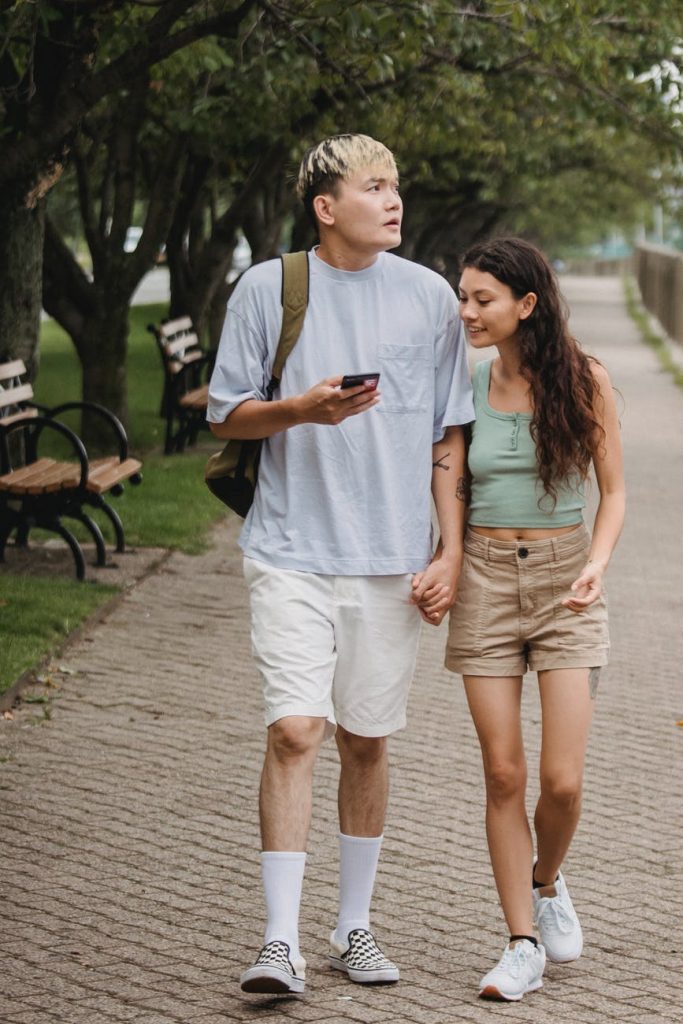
377, 343, 432, 413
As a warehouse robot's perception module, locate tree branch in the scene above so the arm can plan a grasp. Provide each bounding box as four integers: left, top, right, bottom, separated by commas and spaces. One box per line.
0, 0, 259, 189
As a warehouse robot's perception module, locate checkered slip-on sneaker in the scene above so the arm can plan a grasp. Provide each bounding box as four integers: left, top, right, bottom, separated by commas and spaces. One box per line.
329, 928, 399, 984
240, 940, 306, 994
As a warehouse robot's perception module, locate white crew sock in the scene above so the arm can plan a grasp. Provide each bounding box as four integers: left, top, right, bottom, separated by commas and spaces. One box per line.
333, 832, 383, 944
261, 851, 306, 960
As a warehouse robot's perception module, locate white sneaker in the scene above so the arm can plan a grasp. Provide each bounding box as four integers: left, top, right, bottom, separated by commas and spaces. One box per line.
478, 939, 545, 1001
329, 928, 399, 984
533, 870, 583, 963
240, 940, 306, 994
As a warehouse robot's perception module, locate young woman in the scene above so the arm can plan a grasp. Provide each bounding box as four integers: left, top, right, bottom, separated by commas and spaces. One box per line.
445, 238, 625, 1002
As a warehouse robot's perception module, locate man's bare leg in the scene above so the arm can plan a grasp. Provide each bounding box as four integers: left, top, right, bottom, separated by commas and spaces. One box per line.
255, 716, 326, 963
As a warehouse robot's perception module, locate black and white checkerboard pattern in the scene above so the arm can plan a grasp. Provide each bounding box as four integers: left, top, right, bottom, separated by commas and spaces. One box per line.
251, 940, 296, 973
340, 929, 397, 971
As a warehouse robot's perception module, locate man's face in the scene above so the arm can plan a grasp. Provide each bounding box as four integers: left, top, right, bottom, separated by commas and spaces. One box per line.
319, 164, 402, 255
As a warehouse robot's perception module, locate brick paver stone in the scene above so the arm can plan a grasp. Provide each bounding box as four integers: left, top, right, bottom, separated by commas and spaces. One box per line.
1, 276, 682, 1023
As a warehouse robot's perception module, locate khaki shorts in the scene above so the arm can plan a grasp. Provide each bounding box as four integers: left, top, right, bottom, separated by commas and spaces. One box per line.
445, 524, 609, 676
244, 557, 422, 738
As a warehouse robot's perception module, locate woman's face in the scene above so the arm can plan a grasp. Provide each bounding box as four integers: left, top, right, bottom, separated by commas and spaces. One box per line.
458, 266, 536, 350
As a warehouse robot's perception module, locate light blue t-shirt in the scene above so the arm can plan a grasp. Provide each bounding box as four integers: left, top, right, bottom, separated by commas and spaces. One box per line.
208, 249, 474, 575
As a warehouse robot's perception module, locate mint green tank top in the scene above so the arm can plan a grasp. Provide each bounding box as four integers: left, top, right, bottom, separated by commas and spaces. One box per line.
468, 360, 585, 528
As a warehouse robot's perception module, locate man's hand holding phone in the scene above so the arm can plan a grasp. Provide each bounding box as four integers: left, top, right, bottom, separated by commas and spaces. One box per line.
296, 373, 381, 426
340, 373, 380, 391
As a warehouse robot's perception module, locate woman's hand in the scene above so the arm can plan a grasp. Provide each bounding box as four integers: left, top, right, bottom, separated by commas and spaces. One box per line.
562, 560, 605, 612
411, 552, 462, 626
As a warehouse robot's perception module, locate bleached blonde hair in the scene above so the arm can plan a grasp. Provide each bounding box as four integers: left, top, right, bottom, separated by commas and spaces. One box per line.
296, 134, 397, 227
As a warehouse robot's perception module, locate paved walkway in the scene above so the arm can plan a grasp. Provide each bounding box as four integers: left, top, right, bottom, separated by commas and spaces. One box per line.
1, 277, 682, 1024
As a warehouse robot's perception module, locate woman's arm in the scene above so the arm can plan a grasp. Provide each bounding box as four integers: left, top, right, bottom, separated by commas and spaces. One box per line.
411, 425, 468, 625
563, 362, 626, 612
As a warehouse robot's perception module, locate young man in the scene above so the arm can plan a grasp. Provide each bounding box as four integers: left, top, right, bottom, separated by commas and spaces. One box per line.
208, 134, 474, 995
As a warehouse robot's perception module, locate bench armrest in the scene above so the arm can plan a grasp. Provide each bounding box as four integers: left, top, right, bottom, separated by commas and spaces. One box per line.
0, 415, 89, 490
46, 401, 130, 461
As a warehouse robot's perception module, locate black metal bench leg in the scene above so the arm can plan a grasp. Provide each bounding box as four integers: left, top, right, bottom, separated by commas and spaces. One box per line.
175, 413, 189, 453
165, 412, 176, 455
68, 512, 107, 566
53, 522, 86, 580
0, 519, 15, 562
98, 500, 125, 553
16, 521, 30, 547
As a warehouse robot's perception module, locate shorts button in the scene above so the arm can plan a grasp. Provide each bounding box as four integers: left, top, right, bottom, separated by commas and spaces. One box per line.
518, 547, 529, 558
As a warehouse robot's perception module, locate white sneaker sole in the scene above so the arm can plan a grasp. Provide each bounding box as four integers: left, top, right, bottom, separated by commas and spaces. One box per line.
545, 944, 583, 965
479, 978, 543, 1002
329, 955, 399, 984
240, 965, 305, 994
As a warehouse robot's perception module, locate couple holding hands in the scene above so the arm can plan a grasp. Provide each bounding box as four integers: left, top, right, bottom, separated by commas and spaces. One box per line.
208, 134, 624, 1003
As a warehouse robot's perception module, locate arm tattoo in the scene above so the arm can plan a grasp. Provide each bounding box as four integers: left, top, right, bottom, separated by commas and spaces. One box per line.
433, 452, 450, 472
456, 476, 467, 501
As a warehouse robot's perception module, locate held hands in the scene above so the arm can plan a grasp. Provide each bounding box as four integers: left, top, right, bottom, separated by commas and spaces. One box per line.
297, 376, 380, 425
562, 560, 605, 613
411, 552, 462, 627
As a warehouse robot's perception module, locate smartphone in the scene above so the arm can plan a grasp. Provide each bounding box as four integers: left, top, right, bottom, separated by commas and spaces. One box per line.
340, 373, 380, 390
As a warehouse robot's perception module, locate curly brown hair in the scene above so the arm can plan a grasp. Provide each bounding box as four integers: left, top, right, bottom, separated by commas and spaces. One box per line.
461, 237, 605, 503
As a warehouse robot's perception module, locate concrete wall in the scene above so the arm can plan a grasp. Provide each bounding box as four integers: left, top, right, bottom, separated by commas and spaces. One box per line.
635, 243, 683, 346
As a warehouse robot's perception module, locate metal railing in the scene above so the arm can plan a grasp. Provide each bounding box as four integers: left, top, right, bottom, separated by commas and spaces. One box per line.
635, 244, 683, 346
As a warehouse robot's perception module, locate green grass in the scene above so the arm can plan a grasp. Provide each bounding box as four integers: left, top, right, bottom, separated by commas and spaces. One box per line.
33, 302, 228, 550
2, 302, 229, 697
0, 576, 118, 693
623, 277, 683, 391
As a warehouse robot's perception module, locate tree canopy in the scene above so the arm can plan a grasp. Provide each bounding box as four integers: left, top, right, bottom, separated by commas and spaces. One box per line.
0, 0, 680, 432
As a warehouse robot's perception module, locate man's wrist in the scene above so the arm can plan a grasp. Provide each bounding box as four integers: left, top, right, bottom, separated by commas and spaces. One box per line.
282, 394, 305, 427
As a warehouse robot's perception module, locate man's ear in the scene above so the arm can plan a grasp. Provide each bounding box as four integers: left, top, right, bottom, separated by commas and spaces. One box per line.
519, 292, 537, 320
313, 193, 335, 228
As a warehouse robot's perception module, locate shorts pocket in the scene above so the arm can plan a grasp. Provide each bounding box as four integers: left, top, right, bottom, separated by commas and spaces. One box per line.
447, 551, 492, 658
549, 552, 609, 645
377, 343, 432, 413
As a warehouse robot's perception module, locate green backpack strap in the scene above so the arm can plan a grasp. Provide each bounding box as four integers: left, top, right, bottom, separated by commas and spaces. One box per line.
269, 251, 309, 390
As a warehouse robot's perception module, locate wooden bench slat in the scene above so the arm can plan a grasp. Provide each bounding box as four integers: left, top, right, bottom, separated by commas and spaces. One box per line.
0, 407, 38, 427
85, 457, 142, 494
0, 459, 79, 495
159, 316, 193, 338
0, 360, 27, 382
0, 382, 34, 410
0, 458, 57, 490
25, 463, 80, 494
164, 334, 200, 357
179, 385, 209, 410
168, 351, 204, 375
0, 455, 142, 496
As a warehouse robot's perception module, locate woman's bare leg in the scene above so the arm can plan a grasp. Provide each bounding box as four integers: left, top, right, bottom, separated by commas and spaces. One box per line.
464, 675, 533, 935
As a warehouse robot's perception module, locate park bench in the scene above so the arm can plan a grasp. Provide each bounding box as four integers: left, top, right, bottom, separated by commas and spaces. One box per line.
147, 317, 212, 454
0, 359, 142, 580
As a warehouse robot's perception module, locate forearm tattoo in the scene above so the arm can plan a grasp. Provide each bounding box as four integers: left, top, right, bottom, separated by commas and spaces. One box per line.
433, 452, 450, 472
456, 476, 467, 502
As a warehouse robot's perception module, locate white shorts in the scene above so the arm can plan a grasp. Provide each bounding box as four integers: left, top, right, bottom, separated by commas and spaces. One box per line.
243, 556, 422, 738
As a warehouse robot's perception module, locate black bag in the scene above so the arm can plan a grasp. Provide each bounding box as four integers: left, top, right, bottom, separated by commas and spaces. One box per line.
205, 251, 309, 515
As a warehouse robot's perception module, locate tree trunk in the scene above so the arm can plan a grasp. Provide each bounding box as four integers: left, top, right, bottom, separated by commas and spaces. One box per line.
78, 306, 129, 452
207, 278, 235, 351
0, 182, 45, 377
